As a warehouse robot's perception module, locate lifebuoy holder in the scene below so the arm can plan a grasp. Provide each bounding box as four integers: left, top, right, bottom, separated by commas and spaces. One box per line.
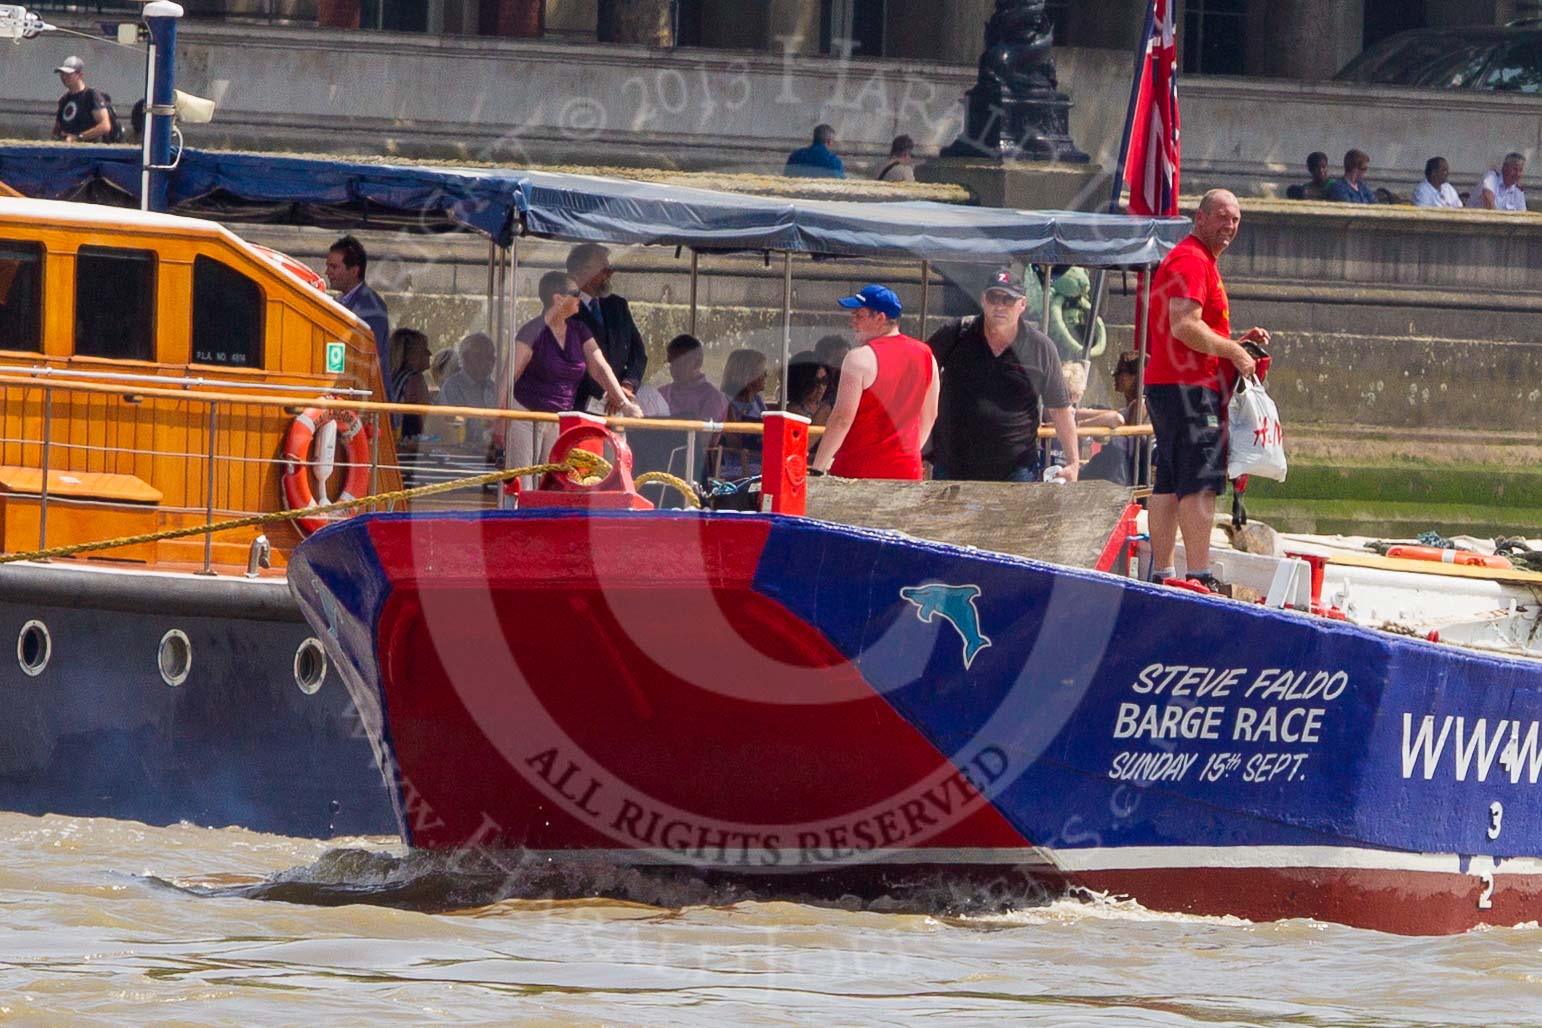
282, 406, 372, 535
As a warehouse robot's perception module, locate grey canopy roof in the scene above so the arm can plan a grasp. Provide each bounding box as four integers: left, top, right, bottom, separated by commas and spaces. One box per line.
0, 144, 1189, 266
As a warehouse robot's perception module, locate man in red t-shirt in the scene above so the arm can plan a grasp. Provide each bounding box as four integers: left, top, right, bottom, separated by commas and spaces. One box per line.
814, 284, 939, 480
1145, 189, 1268, 588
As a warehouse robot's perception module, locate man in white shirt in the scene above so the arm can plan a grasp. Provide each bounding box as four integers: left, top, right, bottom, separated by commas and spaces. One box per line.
1412, 157, 1462, 209
1467, 152, 1527, 211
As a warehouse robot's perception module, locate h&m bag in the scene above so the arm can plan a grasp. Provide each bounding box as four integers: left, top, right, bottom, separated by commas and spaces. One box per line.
1226, 374, 1286, 482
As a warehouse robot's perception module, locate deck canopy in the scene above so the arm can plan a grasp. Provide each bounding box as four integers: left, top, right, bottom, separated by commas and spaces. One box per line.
0, 144, 1189, 267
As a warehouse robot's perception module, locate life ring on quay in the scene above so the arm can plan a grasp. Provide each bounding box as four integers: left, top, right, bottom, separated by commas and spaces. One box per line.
282, 407, 372, 536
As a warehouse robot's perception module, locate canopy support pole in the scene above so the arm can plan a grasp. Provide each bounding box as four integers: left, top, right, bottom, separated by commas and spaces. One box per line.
496, 235, 521, 511
688, 250, 700, 336
1134, 265, 1152, 486
780, 252, 793, 407
1039, 262, 1053, 334
485, 240, 497, 337
1083, 269, 1108, 359
919, 260, 930, 338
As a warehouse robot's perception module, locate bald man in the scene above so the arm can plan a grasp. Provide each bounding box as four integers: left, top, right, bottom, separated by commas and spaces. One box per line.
1143, 189, 1268, 591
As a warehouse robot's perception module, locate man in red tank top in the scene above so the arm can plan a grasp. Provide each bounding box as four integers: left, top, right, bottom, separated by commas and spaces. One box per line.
813, 285, 939, 480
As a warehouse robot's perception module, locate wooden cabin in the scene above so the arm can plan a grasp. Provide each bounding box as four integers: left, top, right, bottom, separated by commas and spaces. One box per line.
0, 197, 402, 569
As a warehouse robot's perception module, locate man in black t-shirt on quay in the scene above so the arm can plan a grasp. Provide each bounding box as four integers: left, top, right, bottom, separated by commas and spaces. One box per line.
926, 267, 1080, 482
51, 56, 112, 143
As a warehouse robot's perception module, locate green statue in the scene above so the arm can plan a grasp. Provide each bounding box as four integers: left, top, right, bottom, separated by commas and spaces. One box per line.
1022, 266, 1106, 360
1050, 266, 1106, 360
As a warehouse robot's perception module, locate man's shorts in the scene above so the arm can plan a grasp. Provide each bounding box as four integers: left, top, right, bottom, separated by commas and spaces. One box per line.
1146, 384, 1226, 498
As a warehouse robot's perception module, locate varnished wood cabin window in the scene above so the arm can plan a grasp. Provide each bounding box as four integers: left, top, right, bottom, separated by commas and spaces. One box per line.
0, 240, 43, 353
74, 246, 155, 361
191, 256, 263, 368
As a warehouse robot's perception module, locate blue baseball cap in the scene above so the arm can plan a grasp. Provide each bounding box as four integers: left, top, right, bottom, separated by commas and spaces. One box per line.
837, 284, 902, 319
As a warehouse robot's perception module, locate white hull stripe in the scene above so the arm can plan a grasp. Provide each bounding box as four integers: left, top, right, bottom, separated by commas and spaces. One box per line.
1045, 845, 1542, 877
487, 847, 1052, 868
493, 846, 1542, 877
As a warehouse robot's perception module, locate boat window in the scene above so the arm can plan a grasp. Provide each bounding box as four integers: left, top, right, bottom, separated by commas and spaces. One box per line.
0, 240, 43, 353
191, 256, 264, 368
74, 246, 155, 361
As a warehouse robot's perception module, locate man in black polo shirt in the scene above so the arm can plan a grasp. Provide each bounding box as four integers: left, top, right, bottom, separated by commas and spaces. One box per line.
926, 268, 1079, 482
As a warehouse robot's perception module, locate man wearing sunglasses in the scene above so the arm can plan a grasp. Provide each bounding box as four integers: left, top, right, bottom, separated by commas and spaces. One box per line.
925, 268, 1079, 484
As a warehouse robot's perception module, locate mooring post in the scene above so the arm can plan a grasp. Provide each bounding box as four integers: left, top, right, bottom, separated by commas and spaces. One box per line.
760, 411, 810, 516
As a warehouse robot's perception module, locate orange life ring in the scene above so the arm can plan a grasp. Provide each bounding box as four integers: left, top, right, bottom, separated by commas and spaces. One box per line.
1384, 545, 1514, 570
282, 407, 372, 536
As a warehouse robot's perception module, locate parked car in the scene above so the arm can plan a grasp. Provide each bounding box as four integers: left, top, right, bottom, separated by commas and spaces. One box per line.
1335, 22, 1542, 92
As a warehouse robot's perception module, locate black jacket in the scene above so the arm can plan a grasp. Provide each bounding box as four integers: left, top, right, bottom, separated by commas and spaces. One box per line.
574, 293, 647, 404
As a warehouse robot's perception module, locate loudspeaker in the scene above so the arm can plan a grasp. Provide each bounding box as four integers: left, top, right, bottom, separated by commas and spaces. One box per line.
173, 89, 216, 124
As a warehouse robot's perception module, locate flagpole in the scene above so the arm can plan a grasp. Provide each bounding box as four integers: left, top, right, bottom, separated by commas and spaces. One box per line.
1083, 0, 1161, 362
1109, 0, 1160, 216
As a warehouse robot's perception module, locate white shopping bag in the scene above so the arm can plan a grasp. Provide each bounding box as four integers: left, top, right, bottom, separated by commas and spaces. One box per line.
1226, 375, 1287, 481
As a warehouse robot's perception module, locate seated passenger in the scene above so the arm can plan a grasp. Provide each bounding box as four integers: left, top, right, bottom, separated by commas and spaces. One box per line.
427, 345, 459, 397
814, 333, 850, 405
1326, 149, 1376, 204
782, 350, 831, 426
435, 331, 498, 448
1066, 360, 1125, 431
656, 334, 729, 422
1286, 151, 1330, 201
715, 348, 768, 479
1081, 351, 1144, 485
387, 328, 431, 485
389, 327, 432, 443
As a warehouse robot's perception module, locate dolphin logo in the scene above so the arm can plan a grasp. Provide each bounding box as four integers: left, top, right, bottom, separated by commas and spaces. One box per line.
900, 583, 992, 669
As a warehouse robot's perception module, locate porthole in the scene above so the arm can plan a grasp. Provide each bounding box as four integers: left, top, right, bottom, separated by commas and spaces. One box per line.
17, 620, 51, 677
294, 637, 328, 695
158, 629, 191, 687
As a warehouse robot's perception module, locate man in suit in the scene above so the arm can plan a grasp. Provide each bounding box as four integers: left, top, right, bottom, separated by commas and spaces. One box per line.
567, 243, 648, 414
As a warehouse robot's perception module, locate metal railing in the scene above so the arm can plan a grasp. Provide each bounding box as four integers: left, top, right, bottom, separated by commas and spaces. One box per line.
0, 371, 1158, 572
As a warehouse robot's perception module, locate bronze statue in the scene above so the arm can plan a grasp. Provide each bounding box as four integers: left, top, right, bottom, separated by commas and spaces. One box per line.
980, 0, 1059, 97
944, 0, 1087, 163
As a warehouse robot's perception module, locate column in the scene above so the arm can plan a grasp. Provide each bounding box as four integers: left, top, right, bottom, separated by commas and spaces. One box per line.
597, 0, 674, 45
1245, 0, 1364, 80
317, 0, 360, 28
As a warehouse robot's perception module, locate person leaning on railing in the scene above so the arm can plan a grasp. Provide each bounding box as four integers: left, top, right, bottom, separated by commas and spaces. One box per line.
503, 270, 642, 476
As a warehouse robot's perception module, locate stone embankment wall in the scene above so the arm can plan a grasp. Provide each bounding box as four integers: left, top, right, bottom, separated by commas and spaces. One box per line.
3, 22, 1541, 207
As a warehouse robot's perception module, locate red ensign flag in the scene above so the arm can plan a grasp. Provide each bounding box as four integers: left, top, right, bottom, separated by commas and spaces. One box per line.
1124, 0, 1180, 216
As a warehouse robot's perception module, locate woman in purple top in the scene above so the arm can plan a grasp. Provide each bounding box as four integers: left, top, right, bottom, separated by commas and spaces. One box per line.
505, 270, 642, 478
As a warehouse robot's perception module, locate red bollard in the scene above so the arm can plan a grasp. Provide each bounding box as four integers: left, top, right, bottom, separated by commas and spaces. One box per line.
761, 411, 810, 516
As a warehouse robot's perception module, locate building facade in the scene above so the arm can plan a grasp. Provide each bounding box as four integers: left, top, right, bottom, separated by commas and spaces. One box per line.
290, 0, 1542, 78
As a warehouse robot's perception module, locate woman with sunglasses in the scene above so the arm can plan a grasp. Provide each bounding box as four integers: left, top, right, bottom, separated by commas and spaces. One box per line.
782, 351, 831, 426
505, 270, 642, 477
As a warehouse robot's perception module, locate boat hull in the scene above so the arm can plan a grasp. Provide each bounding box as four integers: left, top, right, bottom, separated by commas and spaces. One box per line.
291, 510, 1542, 933
0, 562, 395, 837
